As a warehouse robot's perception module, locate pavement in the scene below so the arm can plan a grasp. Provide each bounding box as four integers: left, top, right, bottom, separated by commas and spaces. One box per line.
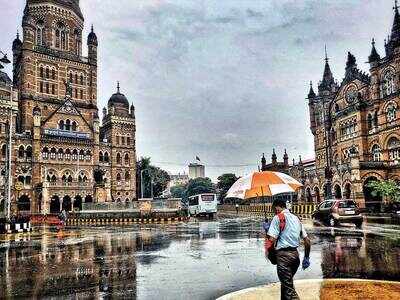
217, 279, 400, 300
0, 216, 399, 299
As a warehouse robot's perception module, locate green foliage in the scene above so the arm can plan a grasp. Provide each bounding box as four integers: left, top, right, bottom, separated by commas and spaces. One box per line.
136, 157, 170, 198
216, 173, 240, 203
170, 185, 186, 199
185, 177, 216, 198
367, 180, 400, 203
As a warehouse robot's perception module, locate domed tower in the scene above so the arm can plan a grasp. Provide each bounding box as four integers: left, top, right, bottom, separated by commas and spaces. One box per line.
101, 82, 137, 201
12, 32, 22, 85
88, 25, 98, 65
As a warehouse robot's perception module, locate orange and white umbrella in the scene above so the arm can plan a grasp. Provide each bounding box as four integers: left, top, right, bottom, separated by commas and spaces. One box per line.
226, 171, 303, 200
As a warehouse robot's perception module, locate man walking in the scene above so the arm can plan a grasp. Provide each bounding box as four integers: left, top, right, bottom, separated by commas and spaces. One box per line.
267, 199, 311, 300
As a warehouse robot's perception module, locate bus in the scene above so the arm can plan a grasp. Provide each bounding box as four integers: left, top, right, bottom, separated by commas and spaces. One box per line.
188, 193, 218, 218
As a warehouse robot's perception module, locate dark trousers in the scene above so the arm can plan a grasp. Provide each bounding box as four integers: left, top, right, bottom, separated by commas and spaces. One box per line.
276, 249, 300, 300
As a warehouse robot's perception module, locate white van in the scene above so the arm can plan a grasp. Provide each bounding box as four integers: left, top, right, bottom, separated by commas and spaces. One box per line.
188, 193, 218, 218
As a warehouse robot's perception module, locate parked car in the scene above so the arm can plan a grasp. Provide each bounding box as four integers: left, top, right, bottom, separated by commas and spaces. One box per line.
312, 199, 363, 228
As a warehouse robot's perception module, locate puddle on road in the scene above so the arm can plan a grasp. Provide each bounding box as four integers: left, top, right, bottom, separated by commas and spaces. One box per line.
0, 219, 399, 299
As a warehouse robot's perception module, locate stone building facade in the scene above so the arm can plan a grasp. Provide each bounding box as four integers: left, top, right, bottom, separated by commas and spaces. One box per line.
308, 2, 400, 210
1, 0, 137, 215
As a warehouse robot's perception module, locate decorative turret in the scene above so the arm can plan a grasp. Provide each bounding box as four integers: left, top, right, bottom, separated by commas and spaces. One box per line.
12, 32, 22, 52
130, 103, 135, 117
368, 38, 380, 64
283, 149, 289, 167
88, 25, 98, 65
308, 81, 316, 99
108, 82, 130, 117
271, 149, 277, 165
261, 153, 267, 171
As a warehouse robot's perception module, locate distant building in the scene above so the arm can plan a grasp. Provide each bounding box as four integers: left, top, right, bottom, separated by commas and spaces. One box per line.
260, 149, 290, 174
188, 163, 205, 179
289, 157, 318, 202
170, 173, 190, 186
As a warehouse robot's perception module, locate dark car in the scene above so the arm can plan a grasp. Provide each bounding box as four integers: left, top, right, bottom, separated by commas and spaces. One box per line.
312, 199, 363, 228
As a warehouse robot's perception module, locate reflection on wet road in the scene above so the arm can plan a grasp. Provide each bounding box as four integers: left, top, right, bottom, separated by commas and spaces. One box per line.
0, 217, 399, 299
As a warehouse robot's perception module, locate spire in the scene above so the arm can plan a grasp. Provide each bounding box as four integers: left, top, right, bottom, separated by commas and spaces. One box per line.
261, 153, 267, 171
308, 81, 316, 98
271, 149, 277, 164
283, 149, 289, 167
391, 0, 400, 42
368, 38, 380, 63
345, 51, 357, 73
91, 24, 94, 33
319, 46, 335, 91
117, 81, 120, 93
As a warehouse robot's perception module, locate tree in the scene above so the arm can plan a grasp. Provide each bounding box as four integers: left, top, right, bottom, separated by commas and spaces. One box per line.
216, 173, 240, 203
136, 157, 170, 198
171, 185, 186, 199
185, 177, 216, 198
367, 180, 400, 203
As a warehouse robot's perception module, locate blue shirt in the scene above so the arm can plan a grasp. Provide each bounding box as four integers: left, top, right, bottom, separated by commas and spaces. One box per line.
267, 209, 307, 250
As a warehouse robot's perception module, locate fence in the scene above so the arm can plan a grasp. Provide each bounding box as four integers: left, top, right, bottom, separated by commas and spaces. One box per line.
219, 203, 317, 216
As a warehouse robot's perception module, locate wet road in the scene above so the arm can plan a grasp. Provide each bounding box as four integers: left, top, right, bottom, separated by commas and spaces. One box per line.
0, 217, 399, 299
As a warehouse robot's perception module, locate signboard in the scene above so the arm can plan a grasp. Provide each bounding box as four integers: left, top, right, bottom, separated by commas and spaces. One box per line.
43, 128, 90, 140
201, 195, 215, 202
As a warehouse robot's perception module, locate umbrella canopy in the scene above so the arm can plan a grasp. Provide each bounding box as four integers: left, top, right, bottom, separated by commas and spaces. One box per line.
226, 171, 302, 200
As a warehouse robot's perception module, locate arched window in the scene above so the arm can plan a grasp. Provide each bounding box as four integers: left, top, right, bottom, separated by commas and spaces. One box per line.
99, 151, 104, 162
388, 137, 400, 162
382, 70, 396, 97
50, 148, 57, 159
55, 22, 67, 50
125, 171, 130, 181
52, 69, 56, 80
80, 74, 84, 85
69, 73, 73, 83
104, 152, 109, 163
72, 149, 78, 160
36, 20, 44, 46
26, 146, 32, 159
65, 149, 71, 160
387, 104, 397, 123
372, 144, 381, 162
65, 119, 71, 131
59, 120, 64, 130
42, 147, 49, 159
85, 150, 91, 161
79, 150, 85, 161
1, 145, 6, 157
116, 153, 121, 164
40, 66, 44, 78
127, 137, 131, 145
18, 146, 25, 159
74, 29, 81, 56
116, 173, 121, 181
51, 175, 57, 183
45, 67, 49, 79
72, 121, 77, 131
75, 74, 78, 84
121, 136, 125, 145
58, 148, 64, 160
124, 153, 130, 165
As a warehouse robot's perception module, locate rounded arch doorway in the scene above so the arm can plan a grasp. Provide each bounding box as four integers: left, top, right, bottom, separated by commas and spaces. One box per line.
62, 195, 72, 212
50, 195, 61, 214
363, 176, 382, 212
344, 183, 351, 199
74, 195, 83, 211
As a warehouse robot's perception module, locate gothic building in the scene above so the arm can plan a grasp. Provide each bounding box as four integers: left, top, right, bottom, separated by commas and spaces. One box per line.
0, 0, 137, 215
308, 2, 400, 210
260, 150, 290, 173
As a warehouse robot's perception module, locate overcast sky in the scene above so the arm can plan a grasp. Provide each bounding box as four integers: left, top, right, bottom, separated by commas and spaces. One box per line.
0, 0, 396, 180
